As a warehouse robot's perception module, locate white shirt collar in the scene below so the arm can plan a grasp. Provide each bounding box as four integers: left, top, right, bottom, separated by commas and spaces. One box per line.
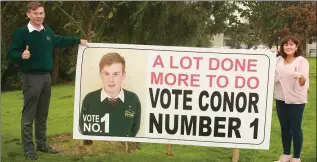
27, 22, 44, 33
101, 88, 125, 103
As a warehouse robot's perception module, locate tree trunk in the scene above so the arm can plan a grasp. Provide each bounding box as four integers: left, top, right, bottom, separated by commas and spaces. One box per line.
51, 48, 60, 84
86, 13, 93, 42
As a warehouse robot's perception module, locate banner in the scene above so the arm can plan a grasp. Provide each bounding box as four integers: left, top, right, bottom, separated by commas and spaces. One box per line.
73, 43, 276, 149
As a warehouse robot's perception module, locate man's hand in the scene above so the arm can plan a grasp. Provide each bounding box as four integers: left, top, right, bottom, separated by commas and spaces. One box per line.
22, 45, 30, 59
80, 39, 89, 46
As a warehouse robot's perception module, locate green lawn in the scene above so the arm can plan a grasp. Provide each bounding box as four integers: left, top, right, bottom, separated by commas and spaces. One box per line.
1, 58, 316, 162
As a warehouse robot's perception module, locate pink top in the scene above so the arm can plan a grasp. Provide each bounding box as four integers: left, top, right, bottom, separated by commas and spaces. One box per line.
274, 56, 309, 104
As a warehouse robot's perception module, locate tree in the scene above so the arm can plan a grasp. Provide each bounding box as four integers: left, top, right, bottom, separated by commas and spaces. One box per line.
50, 1, 119, 78
280, 2, 316, 55
239, 2, 287, 47
224, 23, 262, 49
1, 1, 29, 90
239, 1, 316, 53
1, 1, 240, 90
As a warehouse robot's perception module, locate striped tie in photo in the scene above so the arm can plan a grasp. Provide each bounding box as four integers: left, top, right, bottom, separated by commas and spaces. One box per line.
108, 98, 118, 103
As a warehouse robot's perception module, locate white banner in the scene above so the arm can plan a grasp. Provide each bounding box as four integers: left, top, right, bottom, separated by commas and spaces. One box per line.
73, 43, 276, 150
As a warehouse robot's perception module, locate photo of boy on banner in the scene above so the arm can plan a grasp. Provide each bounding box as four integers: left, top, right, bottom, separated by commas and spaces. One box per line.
79, 52, 141, 137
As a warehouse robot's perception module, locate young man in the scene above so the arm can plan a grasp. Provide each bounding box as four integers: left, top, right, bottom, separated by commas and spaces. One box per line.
79, 52, 141, 138
8, 1, 88, 160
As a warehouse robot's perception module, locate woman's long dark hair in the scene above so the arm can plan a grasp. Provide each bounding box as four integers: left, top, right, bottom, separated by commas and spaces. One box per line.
279, 35, 303, 58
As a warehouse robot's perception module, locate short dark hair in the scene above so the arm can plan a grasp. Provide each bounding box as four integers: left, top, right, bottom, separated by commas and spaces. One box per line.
27, 1, 44, 11
279, 35, 303, 58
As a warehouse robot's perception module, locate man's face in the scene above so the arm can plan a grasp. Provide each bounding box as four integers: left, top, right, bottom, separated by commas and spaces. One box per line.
100, 63, 126, 97
27, 7, 45, 26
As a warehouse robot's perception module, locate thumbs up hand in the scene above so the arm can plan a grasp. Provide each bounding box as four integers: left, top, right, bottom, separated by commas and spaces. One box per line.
292, 72, 302, 79
292, 67, 303, 80
22, 45, 30, 59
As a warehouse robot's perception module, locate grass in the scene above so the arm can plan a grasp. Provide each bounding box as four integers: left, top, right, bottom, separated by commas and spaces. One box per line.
1, 58, 316, 162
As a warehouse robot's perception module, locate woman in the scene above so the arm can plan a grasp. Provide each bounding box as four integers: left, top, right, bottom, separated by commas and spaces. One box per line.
274, 35, 309, 162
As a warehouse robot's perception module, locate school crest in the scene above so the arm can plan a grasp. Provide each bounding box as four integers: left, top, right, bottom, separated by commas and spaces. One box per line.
124, 109, 135, 118
46, 36, 51, 41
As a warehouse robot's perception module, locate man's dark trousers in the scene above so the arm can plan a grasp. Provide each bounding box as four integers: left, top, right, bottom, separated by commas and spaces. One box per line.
21, 73, 51, 152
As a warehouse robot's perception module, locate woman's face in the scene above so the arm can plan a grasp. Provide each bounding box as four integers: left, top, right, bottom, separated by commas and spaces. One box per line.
283, 39, 298, 56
